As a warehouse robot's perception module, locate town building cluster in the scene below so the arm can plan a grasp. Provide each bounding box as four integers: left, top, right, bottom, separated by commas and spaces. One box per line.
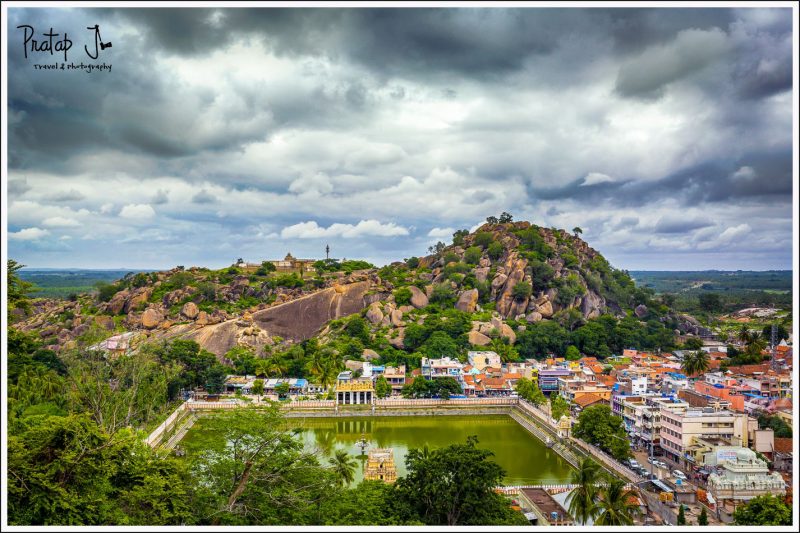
218, 338, 792, 519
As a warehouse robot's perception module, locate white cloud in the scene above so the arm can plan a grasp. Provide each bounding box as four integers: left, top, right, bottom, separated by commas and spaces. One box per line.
100, 203, 114, 214
281, 219, 410, 239
427, 227, 455, 238
718, 223, 752, 243
731, 166, 756, 181
288, 173, 334, 196
119, 204, 156, 219
42, 216, 81, 227
9, 227, 50, 240
581, 172, 615, 187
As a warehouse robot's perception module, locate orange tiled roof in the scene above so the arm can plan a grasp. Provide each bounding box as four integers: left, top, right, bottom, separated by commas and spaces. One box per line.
574, 393, 605, 408
503, 373, 522, 380
774, 437, 793, 454
483, 377, 508, 389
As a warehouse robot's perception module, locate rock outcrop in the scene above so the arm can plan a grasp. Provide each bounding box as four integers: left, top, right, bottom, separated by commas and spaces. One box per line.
252, 280, 377, 342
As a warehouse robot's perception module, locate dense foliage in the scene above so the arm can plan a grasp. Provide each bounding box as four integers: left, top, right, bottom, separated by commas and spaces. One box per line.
732, 494, 792, 525
573, 405, 631, 461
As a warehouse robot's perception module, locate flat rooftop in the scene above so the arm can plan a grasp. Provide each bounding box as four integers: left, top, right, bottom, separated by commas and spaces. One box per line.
520, 488, 574, 524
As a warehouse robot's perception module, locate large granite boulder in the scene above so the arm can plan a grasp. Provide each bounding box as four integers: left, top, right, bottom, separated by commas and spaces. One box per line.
141, 308, 163, 329
408, 286, 429, 309
455, 289, 479, 313
468, 330, 491, 346
182, 302, 199, 319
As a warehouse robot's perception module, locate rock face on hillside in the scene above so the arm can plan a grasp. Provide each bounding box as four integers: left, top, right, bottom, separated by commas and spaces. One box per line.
253, 280, 377, 342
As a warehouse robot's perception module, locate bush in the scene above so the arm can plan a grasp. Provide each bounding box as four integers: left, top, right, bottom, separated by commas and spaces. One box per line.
394, 287, 413, 306
406, 257, 420, 269
443, 252, 460, 265
511, 282, 532, 301
430, 283, 456, 308
464, 246, 483, 266
487, 241, 504, 260
474, 232, 493, 248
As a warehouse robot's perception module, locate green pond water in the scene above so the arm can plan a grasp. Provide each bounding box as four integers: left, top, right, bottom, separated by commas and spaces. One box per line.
181, 414, 574, 485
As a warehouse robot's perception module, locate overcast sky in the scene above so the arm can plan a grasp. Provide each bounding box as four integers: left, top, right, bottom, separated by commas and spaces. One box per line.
5, 7, 794, 270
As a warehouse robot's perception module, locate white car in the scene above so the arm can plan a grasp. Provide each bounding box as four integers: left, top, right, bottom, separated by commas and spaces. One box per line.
646, 457, 654, 464
672, 470, 687, 479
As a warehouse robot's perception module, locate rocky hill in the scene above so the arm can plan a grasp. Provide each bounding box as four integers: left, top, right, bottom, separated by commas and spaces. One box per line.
12, 219, 694, 361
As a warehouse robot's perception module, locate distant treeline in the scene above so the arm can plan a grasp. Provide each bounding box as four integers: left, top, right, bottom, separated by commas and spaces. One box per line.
630, 270, 792, 313
18, 270, 150, 299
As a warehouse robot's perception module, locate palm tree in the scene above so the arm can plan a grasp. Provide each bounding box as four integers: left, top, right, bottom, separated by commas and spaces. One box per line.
594, 476, 641, 526
745, 333, 768, 358
566, 457, 601, 524
318, 358, 340, 391
681, 350, 709, 377
329, 449, 358, 486
737, 325, 752, 345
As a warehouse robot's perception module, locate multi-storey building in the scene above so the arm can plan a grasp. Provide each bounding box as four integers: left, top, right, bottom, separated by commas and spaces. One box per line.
660, 407, 749, 469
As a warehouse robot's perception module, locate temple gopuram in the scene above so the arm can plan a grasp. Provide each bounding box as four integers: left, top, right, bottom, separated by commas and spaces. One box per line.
364, 448, 397, 483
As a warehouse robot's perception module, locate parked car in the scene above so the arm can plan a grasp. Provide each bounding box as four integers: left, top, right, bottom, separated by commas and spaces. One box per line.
672, 470, 687, 479
646, 456, 654, 464
628, 459, 640, 468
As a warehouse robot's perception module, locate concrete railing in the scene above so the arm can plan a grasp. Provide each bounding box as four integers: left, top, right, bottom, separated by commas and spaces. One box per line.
145, 402, 188, 447
569, 437, 643, 482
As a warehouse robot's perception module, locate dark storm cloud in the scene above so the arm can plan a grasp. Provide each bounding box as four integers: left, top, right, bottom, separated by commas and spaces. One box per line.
654, 215, 714, 234
530, 149, 792, 209
6, 6, 794, 270
192, 189, 218, 204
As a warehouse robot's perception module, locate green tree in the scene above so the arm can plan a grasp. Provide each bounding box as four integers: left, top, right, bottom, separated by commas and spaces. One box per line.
420, 331, 460, 359
431, 377, 462, 399
565, 345, 581, 361
251, 379, 264, 396
394, 287, 413, 306
572, 404, 631, 461
227, 346, 257, 375
463, 246, 483, 265
274, 382, 291, 399
698, 293, 722, 312
375, 375, 392, 398
402, 376, 432, 399
485, 216, 499, 224
393, 436, 527, 525
677, 504, 686, 525
488, 337, 519, 363
733, 494, 792, 525
405, 256, 420, 269
698, 506, 708, 526
516, 321, 570, 359
594, 476, 640, 526
681, 350, 710, 377
571, 321, 611, 359
572, 226, 583, 237
329, 449, 358, 486
683, 337, 704, 350
515, 377, 546, 406
511, 281, 532, 301
452, 229, 469, 247
566, 457, 600, 524
473, 231, 494, 248
550, 394, 570, 421
487, 241, 504, 260
499, 212, 513, 223
192, 407, 335, 524
429, 283, 456, 308
7, 259, 36, 317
